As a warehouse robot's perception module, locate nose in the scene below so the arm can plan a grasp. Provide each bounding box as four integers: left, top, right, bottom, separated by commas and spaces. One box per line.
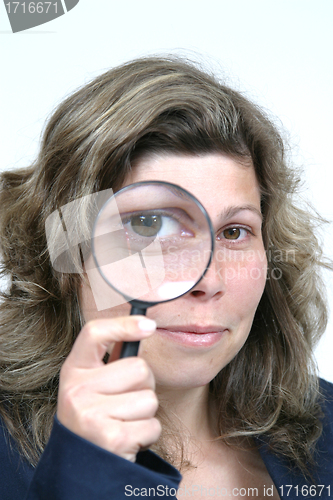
188, 255, 225, 301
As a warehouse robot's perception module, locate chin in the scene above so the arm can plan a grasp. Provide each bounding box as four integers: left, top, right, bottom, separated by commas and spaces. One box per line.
151, 364, 223, 391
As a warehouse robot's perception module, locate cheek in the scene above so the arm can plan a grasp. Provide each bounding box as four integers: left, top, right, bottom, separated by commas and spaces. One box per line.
80, 275, 131, 323
224, 253, 267, 311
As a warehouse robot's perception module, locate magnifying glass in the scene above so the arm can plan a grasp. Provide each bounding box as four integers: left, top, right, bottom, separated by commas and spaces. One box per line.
91, 181, 214, 358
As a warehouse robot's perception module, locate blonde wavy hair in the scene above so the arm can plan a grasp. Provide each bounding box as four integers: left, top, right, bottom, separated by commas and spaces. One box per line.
0, 56, 329, 477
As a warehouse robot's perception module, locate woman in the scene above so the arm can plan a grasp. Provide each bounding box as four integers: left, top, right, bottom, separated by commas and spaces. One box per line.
0, 56, 332, 499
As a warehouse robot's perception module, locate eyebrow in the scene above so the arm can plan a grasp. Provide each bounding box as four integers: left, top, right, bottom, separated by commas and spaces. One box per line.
218, 205, 263, 221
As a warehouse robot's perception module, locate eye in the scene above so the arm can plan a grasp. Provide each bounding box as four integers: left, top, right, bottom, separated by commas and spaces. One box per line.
218, 226, 249, 241
122, 211, 194, 240
129, 214, 162, 237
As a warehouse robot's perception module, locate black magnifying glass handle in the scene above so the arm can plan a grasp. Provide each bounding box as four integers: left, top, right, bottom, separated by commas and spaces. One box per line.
120, 304, 148, 358
120, 341, 140, 358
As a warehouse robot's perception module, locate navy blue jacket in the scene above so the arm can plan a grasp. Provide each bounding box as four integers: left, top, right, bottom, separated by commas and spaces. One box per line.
1, 379, 332, 499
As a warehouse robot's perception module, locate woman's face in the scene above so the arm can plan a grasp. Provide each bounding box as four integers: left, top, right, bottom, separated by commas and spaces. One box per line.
81, 153, 267, 390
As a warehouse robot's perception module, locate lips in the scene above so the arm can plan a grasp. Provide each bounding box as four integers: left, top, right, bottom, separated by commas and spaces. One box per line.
156, 325, 227, 347
159, 325, 226, 334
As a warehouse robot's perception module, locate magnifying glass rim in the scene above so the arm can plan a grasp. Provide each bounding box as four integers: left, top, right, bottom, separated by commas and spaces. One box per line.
91, 180, 215, 307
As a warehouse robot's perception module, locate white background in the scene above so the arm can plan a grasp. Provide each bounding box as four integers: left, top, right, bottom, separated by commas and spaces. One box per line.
1, 0, 333, 381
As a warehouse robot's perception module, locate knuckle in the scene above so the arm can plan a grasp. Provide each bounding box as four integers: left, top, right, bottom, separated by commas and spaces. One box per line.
59, 383, 75, 410
132, 357, 151, 382
152, 417, 162, 436
116, 316, 130, 332
79, 407, 101, 431
148, 418, 162, 440
107, 423, 129, 454
144, 390, 159, 414
59, 379, 87, 413
119, 315, 139, 330
80, 321, 97, 341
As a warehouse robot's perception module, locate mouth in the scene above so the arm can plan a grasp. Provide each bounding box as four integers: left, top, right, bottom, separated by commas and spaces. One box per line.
156, 325, 227, 347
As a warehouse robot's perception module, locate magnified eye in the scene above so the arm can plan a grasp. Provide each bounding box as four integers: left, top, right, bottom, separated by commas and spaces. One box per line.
130, 214, 162, 237
122, 211, 192, 240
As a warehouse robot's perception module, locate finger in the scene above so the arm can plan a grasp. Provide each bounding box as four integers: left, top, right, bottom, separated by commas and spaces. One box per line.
119, 418, 162, 454
107, 390, 159, 420
70, 357, 156, 394
66, 316, 156, 369
68, 390, 159, 422
104, 418, 162, 461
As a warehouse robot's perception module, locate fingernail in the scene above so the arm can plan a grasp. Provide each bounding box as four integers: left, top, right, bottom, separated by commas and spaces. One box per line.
138, 318, 156, 332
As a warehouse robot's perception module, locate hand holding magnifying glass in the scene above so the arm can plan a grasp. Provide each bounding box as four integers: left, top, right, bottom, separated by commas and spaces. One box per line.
91, 181, 215, 358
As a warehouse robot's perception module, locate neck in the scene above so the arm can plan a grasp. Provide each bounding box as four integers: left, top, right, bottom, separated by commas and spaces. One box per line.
156, 383, 216, 440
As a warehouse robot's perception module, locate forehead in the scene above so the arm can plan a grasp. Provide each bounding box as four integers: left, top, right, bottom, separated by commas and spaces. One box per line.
124, 153, 261, 216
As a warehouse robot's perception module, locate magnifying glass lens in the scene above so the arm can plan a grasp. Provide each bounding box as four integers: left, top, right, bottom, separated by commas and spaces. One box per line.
92, 182, 214, 306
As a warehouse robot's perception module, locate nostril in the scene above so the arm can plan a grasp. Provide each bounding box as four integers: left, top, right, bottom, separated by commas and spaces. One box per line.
191, 290, 205, 297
